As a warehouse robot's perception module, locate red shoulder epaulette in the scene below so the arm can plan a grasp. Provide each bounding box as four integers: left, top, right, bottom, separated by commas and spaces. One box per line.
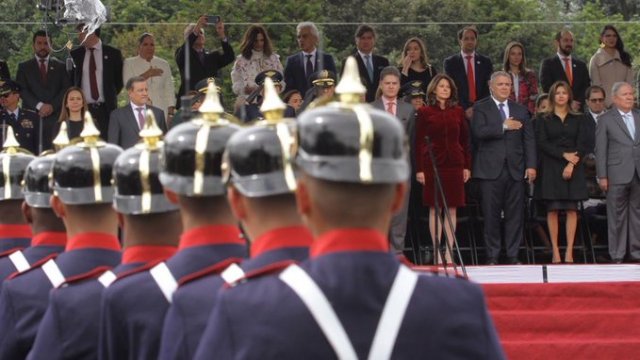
112, 260, 163, 282
59, 265, 113, 287
0, 247, 24, 259
178, 257, 243, 286
223, 260, 297, 289
6, 253, 58, 280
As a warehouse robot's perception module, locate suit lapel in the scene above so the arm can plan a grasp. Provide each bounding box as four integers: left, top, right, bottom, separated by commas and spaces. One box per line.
612, 111, 634, 141
633, 110, 640, 144
354, 52, 371, 85
128, 107, 141, 135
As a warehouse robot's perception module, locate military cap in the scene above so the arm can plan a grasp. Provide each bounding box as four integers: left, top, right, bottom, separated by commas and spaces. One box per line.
0, 127, 34, 201
401, 80, 426, 98
295, 57, 409, 184
223, 77, 297, 197
160, 82, 240, 197
22, 122, 71, 208
254, 70, 284, 87
0, 80, 21, 96
310, 70, 337, 87
113, 110, 177, 214
194, 77, 221, 93
51, 113, 123, 205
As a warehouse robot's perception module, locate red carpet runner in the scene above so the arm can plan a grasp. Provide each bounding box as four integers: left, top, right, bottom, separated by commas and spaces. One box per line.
483, 282, 640, 360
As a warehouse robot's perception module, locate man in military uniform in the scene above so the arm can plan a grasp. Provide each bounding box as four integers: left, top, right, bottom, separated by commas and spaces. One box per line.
236, 70, 296, 122
299, 69, 337, 113
160, 78, 312, 360
0, 80, 41, 154
0, 128, 34, 259
193, 58, 505, 359
0, 115, 122, 359
99, 83, 247, 360
401, 80, 426, 110
30, 112, 181, 360
0, 126, 68, 281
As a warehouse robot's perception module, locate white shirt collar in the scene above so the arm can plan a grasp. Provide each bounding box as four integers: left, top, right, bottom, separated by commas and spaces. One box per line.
358, 50, 372, 59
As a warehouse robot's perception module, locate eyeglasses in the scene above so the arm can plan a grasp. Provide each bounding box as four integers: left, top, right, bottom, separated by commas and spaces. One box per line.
589, 98, 605, 103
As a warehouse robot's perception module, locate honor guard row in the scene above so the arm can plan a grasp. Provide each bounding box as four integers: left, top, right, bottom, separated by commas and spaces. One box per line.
0, 56, 505, 359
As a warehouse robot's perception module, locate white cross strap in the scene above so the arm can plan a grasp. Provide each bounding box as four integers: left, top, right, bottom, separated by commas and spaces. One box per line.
41, 259, 65, 288
98, 270, 117, 288
149, 262, 178, 303
8, 251, 30, 273
280, 264, 419, 360
220, 263, 245, 285
280, 264, 359, 360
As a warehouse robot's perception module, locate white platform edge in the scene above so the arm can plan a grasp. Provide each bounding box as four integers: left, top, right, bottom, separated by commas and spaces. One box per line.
458, 264, 640, 284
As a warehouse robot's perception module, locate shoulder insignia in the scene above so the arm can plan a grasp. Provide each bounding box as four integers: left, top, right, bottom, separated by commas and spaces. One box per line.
59, 265, 113, 287
112, 260, 162, 282
223, 260, 297, 289
177, 257, 242, 286
6, 253, 58, 280
20, 118, 34, 129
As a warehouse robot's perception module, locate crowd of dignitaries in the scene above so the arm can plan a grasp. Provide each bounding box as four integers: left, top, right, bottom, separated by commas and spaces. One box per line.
0, 18, 639, 270
0, 58, 505, 359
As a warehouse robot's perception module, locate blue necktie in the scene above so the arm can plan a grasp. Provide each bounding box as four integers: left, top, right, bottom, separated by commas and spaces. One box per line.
624, 113, 636, 140
364, 55, 374, 81
499, 103, 507, 121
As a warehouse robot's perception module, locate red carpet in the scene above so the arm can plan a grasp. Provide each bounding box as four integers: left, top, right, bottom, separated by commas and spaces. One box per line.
483, 282, 640, 360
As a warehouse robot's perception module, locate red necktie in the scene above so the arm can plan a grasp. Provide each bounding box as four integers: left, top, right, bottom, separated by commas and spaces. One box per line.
136, 107, 145, 129
89, 48, 99, 101
39, 59, 47, 84
466, 55, 476, 102
563, 57, 573, 86
387, 101, 395, 115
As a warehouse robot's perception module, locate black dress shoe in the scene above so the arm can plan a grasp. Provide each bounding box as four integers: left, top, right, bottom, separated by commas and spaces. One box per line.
507, 258, 522, 265
485, 258, 498, 265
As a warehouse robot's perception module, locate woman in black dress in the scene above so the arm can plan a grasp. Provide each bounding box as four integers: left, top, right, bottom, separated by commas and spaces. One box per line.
534, 81, 588, 263
399, 37, 436, 88
55, 87, 88, 141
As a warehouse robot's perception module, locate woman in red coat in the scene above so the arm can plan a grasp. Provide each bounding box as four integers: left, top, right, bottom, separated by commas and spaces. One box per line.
415, 74, 471, 264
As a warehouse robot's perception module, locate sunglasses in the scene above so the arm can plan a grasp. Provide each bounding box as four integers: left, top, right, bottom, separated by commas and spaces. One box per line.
589, 98, 605, 103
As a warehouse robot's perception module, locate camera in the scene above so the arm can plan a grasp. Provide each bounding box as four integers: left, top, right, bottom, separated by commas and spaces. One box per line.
206, 15, 220, 24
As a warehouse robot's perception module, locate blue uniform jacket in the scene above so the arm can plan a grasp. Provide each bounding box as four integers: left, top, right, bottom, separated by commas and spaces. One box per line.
0, 233, 121, 359
99, 225, 247, 360
159, 226, 312, 360
194, 229, 506, 360
0, 224, 32, 254
0, 232, 66, 280
28, 245, 177, 360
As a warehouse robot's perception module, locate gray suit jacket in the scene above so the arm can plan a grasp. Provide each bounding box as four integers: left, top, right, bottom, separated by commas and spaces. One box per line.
371, 98, 415, 158
108, 105, 167, 149
16, 57, 71, 115
595, 107, 640, 185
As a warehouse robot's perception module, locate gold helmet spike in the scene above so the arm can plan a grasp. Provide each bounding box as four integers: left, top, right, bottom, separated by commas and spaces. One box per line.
260, 77, 287, 122
199, 80, 225, 115
335, 56, 366, 104
52, 121, 70, 152
80, 111, 102, 145
2, 126, 21, 153
139, 109, 163, 150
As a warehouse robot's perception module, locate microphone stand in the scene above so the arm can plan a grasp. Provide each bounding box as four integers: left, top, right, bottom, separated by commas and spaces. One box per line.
425, 136, 467, 277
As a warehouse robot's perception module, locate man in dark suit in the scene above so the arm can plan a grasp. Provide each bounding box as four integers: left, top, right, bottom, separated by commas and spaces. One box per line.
70, 25, 124, 139
539, 29, 590, 111
471, 71, 536, 265
371, 66, 415, 254
0, 60, 9, 80
444, 25, 493, 119
583, 85, 606, 155
284, 22, 337, 96
595, 82, 640, 263
175, 16, 234, 102
108, 76, 166, 149
16, 30, 71, 152
341, 24, 389, 103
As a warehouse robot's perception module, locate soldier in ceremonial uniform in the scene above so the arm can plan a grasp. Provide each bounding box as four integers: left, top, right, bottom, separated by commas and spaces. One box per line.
0, 80, 41, 154
0, 128, 34, 258
194, 58, 505, 359
299, 69, 337, 113
0, 114, 122, 359
0, 125, 68, 280
29, 112, 181, 360
99, 83, 247, 360
236, 70, 296, 122
159, 78, 312, 360
401, 80, 427, 110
